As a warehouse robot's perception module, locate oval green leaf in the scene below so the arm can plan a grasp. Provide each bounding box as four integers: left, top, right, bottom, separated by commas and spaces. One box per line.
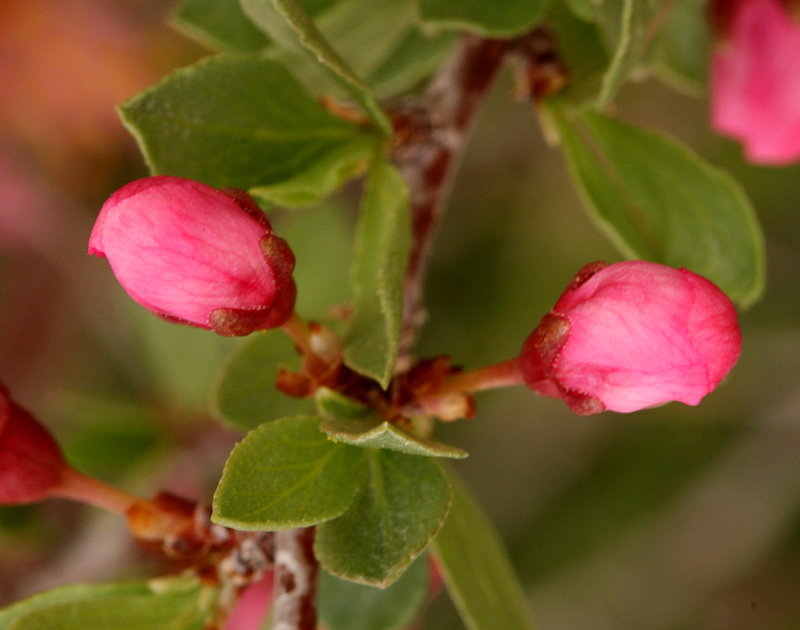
119, 54, 377, 207
315, 387, 371, 419
172, 0, 272, 53
431, 467, 535, 630
554, 108, 765, 307
315, 450, 451, 587
318, 553, 429, 630
343, 160, 411, 388
241, 0, 392, 135
212, 415, 366, 530
2, 577, 212, 630
212, 330, 314, 432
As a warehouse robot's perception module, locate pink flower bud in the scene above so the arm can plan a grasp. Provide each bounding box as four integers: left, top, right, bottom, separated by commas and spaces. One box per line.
520, 261, 742, 415
0, 383, 67, 504
709, 0, 800, 165
89, 176, 296, 336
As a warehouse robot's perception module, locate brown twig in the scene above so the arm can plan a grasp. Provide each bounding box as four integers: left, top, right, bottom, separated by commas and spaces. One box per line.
391, 35, 511, 368
272, 528, 318, 630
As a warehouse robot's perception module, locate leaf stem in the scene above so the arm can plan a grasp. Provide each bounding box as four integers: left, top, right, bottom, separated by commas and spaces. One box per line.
272, 527, 318, 630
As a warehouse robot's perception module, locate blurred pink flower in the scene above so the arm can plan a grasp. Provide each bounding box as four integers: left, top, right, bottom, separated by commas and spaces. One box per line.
710, 0, 800, 165
520, 261, 741, 414
89, 176, 296, 336
223, 574, 273, 630
0, 381, 67, 505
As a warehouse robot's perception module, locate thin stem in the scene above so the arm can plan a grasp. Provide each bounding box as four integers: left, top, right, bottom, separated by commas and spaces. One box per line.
438, 358, 525, 396
51, 467, 139, 515
272, 527, 318, 630
281, 310, 313, 356
394, 35, 510, 366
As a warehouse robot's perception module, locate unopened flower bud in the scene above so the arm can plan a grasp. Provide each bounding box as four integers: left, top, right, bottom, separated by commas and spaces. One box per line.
709, 0, 800, 165
89, 176, 297, 336
0, 383, 67, 504
520, 261, 742, 415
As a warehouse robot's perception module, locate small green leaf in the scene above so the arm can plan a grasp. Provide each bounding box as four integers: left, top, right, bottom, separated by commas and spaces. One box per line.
1, 577, 212, 630
0, 583, 152, 630
318, 553, 429, 630
418, 0, 552, 36
237, 0, 452, 100
650, 0, 708, 95
315, 387, 371, 419
241, 0, 393, 135
212, 415, 366, 530
367, 28, 457, 97
320, 417, 468, 459
554, 108, 765, 307
344, 160, 411, 388
546, 1, 609, 109
315, 450, 451, 587
172, 0, 339, 53
212, 330, 314, 432
119, 54, 377, 207
563, 0, 598, 22
431, 467, 535, 630
172, 0, 271, 52
595, 0, 669, 107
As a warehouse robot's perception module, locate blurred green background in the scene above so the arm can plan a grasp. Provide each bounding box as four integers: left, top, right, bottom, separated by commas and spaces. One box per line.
3, 1, 800, 628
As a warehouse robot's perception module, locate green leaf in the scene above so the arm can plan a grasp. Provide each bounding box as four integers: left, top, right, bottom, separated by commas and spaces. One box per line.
319, 416, 468, 459
546, 1, 609, 109
172, 0, 340, 53
650, 0, 708, 95
172, 0, 271, 52
315, 450, 451, 587
367, 28, 457, 97
212, 415, 366, 530
318, 553, 429, 630
241, 0, 393, 135
315, 387, 371, 419
0, 577, 212, 630
563, 0, 599, 22
595, 0, 669, 107
431, 467, 535, 630
237, 0, 452, 100
418, 0, 552, 36
554, 108, 765, 307
212, 330, 314, 432
343, 160, 411, 388
119, 54, 377, 207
